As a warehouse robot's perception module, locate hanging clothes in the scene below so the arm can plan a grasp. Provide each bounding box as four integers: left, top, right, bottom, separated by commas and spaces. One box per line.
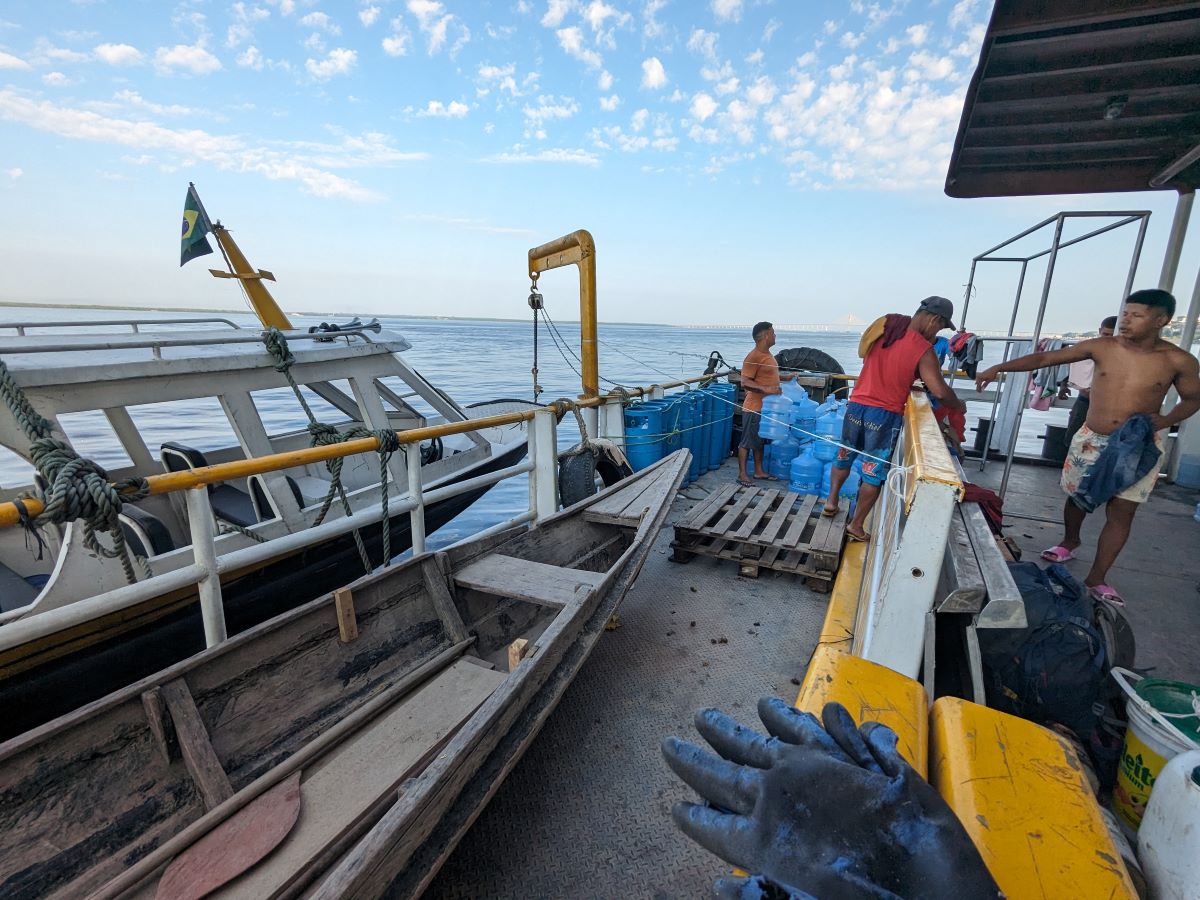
950, 332, 984, 378
1029, 338, 1067, 410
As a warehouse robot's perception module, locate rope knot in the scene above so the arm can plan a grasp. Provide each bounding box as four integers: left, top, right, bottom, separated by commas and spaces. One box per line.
308, 421, 340, 445
263, 327, 296, 373
375, 429, 401, 454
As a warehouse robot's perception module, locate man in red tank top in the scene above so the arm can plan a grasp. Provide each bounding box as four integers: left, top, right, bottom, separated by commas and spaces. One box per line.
824, 297, 965, 541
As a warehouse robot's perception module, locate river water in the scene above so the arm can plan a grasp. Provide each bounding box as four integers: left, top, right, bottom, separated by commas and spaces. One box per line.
0, 305, 1061, 549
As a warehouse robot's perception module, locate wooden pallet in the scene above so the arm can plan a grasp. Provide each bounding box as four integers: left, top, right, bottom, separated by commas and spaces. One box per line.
669, 485, 849, 590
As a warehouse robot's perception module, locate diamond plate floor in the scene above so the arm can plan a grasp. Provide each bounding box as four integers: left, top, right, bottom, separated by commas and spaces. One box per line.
425, 460, 830, 899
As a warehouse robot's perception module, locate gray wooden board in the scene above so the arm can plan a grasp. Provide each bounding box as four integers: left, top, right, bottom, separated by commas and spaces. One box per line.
421, 555, 469, 643
581, 471, 659, 522
758, 491, 800, 544
678, 482, 739, 529
206, 660, 504, 900
712, 487, 760, 534
780, 496, 820, 549
160, 678, 233, 811
808, 507, 849, 555
733, 489, 779, 540
454, 554, 606, 608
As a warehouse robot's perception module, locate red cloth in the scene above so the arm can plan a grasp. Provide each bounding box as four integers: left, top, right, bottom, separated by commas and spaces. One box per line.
881, 314, 912, 348
852, 330, 931, 414
963, 482, 1004, 535
949, 331, 972, 355
933, 404, 966, 442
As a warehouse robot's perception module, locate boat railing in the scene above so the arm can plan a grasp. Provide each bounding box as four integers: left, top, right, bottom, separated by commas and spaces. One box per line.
852, 391, 963, 679
0, 316, 244, 335
0, 374, 712, 653
0, 325, 383, 360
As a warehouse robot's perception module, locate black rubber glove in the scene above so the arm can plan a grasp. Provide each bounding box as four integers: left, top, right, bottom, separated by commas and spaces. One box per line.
662, 698, 1003, 900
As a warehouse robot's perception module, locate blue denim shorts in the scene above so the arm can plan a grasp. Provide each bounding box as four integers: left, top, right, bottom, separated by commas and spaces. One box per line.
832, 401, 903, 486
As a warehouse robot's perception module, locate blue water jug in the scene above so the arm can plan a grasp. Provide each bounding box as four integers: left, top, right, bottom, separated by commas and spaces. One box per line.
761, 440, 773, 475
769, 437, 800, 481
819, 461, 833, 498
623, 403, 664, 471
813, 412, 840, 463
760, 394, 792, 440
789, 447, 823, 495
839, 460, 862, 498
790, 388, 820, 445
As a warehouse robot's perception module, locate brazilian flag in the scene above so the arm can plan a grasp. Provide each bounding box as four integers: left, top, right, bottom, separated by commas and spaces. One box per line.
180, 184, 214, 267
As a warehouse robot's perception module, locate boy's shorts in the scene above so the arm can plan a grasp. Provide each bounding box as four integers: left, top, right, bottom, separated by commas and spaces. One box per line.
832, 401, 903, 486
1061, 423, 1165, 504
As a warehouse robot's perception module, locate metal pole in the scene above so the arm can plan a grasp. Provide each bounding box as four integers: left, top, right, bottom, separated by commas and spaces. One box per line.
1158, 191, 1194, 292
960, 259, 978, 330
185, 487, 227, 647
1166, 260, 1200, 480
531, 406, 559, 519
406, 446, 425, 557
1117, 214, 1150, 322
999, 216, 1064, 499
979, 261, 1028, 471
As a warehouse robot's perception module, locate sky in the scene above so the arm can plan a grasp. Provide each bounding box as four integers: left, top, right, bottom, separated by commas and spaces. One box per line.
1, 0, 1199, 334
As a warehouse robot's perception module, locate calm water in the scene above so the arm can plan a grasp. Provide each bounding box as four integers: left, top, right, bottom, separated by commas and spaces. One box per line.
0, 306, 1054, 548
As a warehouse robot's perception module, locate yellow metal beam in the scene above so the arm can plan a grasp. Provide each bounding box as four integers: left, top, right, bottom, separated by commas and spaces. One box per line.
902, 390, 963, 508
211, 225, 292, 330
528, 230, 598, 401
816, 539, 865, 652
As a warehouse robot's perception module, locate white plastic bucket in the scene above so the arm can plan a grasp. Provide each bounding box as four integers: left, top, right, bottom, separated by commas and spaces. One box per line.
1110, 668, 1200, 837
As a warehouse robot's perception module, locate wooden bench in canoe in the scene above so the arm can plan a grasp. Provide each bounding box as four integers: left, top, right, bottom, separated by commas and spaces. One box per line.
0, 449, 690, 900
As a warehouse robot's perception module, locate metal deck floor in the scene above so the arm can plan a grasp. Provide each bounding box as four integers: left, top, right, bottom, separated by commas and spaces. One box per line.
425, 459, 829, 899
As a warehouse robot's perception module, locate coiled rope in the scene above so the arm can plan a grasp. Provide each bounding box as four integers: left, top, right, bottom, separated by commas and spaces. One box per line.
0, 357, 149, 584
263, 328, 400, 572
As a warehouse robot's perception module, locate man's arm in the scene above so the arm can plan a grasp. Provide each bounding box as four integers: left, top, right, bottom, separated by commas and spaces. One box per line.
1154, 353, 1200, 430
975, 339, 1099, 391
918, 350, 965, 412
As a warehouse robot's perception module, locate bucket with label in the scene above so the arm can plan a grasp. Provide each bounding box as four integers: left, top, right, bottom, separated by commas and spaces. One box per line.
1110, 668, 1200, 837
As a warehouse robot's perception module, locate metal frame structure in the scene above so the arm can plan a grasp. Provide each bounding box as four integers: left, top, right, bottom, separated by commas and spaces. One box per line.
956, 210, 1151, 498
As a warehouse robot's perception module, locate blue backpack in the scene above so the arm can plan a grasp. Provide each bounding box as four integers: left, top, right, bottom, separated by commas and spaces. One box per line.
979, 562, 1109, 739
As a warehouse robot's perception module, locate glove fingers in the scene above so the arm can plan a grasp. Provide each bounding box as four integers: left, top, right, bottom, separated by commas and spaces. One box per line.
758, 697, 853, 763
821, 702, 884, 774
671, 801, 755, 867
695, 708, 776, 769
713, 875, 814, 899
860, 721, 906, 778
661, 737, 762, 814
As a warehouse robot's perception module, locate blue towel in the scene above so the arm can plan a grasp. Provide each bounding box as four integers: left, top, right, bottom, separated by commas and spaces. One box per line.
1071, 414, 1160, 512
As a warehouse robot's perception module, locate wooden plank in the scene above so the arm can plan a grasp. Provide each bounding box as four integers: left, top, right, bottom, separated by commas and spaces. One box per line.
613, 463, 679, 523
678, 482, 738, 530
334, 588, 358, 644
421, 554, 469, 643
141, 686, 176, 764
780, 495, 819, 549
454, 554, 606, 608
733, 489, 779, 540
808, 506, 849, 555
582, 470, 659, 521
711, 487, 760, 535
160, 678, 234, 811
507, 638, 530, 673
208, 660, 504, 900
757, 491, 799, 545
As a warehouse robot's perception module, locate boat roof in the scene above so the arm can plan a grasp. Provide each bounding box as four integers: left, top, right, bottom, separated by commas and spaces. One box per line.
0, 327, 413, 389
945, 0, 1200, 198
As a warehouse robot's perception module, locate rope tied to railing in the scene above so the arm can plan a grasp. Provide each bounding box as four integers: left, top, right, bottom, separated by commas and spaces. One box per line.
263, 328, 400, 572
0, 357, 148, 584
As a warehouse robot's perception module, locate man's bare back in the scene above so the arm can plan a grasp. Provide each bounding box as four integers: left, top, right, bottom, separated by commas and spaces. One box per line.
1084, 336, 1195, 434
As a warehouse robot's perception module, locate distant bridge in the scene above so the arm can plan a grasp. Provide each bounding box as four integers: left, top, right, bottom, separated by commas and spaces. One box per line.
682, 323, 862, 333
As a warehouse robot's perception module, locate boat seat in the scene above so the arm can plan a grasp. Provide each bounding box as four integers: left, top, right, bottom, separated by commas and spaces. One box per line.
453, 553, 606, 608
0, 561, 39, 613
160, 442, 261, 529
118, 505, 176, 558
248, 473, 306, 521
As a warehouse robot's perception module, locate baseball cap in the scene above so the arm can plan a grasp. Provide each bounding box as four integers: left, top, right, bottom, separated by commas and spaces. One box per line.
918, 296, 955, 330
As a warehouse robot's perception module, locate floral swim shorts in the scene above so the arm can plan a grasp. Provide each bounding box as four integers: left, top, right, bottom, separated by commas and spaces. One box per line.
1061, 423, 1165, 504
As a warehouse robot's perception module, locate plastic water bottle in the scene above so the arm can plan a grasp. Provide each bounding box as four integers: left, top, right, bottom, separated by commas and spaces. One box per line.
769, 437, 800, 481
1138, 750, 1200, 900
819, 461, 833, 499
789, 387, 819, 446
760, 394, 792, 440
813, 411, 840, 463
838, 461, 861, 498
789, 447, 823, 495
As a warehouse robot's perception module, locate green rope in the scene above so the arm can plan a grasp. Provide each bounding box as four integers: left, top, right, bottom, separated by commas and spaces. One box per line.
0, 358, 148, 584
263, 328, 400, 572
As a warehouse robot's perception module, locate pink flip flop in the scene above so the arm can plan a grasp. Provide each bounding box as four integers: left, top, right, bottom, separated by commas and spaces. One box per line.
1041, 545, 1077, 563
1088, 584, 1125, 607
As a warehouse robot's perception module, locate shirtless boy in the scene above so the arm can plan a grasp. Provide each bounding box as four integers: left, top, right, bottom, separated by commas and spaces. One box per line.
976, 289, 1200, 605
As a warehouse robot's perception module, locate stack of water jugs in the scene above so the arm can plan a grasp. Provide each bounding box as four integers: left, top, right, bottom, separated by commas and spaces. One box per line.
621, 384, 737, 486
781, 387, 861, 505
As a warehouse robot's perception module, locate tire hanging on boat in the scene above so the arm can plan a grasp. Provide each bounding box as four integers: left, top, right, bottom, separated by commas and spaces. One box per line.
773, 346, 845, 375
558, 446, 633, 508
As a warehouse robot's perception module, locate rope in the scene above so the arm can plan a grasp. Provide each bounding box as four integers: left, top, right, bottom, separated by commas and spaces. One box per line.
0, 357, 149, 584
263, 328, 400, 573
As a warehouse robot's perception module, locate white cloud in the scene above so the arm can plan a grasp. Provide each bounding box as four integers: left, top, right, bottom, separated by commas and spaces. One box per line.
906, 23, 929, 46
522, 94, 579, 139
0, 88, 415, 200
630, 107, 648, 131
269, 0, 297, 14
382, 18, 412, 56
29, 40, 90, 64
641, 56, 667, 89
714, 76, 739, 95
304, 32, 327, 52
690, 92, 718, 122
306, 47, 356, 78
906, 50, 955, 81
6, 166, 23, 181
598, 69, 613, 90
823, 19, 838, 35
478, 62, 520, 96
557, 26, 602, 68
841, 31, 864, 49
154, 43, 222, 75
408, 0, 469, 56
43, 71, 72, 86
226, 3, 270, 48
687, 28, 719, 61
419, 99, 469, 117
763, 18, 781, 42
949, 0, 983, 29
360, 6, 381, 26
712, 0, 742, 23
93, 42, 144, 65
584, 0, 629, 33
746, 75, 776, 106
300, 11, 341, 33
238, 45, 265, 69
485, 147, 600, 166
0, 51, 31, 70
541, 0, 575, 28
643, 0, 667, 38
599, 94, 619, 111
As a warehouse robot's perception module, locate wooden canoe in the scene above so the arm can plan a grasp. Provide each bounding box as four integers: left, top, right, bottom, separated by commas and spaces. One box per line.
0, 449, 689, 900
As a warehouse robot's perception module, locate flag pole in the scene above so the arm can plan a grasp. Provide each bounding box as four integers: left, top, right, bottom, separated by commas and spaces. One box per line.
189, 181, 215, 231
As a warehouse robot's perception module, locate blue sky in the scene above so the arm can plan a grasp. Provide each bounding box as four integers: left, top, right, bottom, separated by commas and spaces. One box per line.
0, 0, 1198, 333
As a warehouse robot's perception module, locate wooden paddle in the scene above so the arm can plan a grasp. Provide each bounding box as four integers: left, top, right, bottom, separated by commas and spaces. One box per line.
156, 771, 302, 900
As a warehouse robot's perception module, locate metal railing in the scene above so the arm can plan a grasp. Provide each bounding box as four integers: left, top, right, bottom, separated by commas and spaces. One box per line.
0, 317, 243, 335
0, 375, 715, 654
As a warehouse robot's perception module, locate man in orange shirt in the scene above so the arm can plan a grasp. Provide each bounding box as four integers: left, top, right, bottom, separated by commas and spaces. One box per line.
738, 321, 794, 487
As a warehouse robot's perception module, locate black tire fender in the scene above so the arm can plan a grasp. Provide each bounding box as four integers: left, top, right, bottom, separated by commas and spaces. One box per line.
558, 447, 633, 508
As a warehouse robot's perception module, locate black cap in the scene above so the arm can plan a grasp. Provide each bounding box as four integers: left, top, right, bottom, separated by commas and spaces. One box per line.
918, 296, 955, 331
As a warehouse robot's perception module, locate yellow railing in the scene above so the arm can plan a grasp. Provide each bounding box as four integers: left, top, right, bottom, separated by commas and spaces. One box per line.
0, 375, 716, 529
